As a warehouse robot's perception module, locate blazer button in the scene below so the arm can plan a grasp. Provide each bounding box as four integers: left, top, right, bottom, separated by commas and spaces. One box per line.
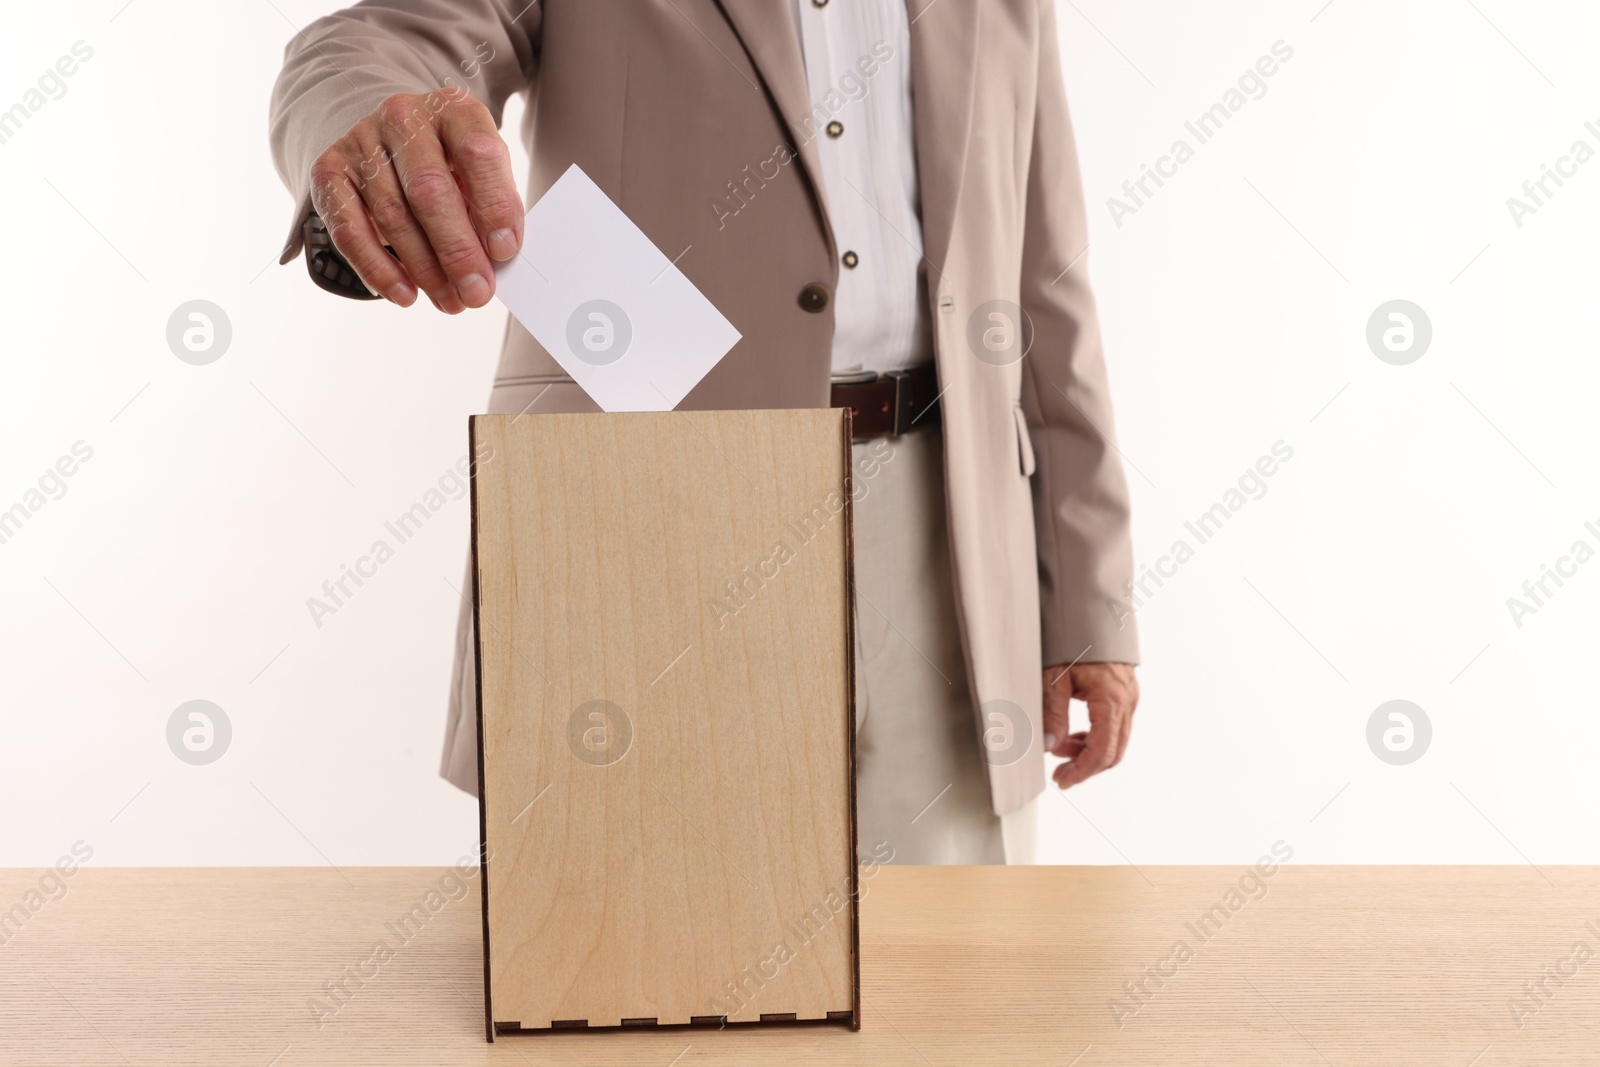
798, 283, 831, 313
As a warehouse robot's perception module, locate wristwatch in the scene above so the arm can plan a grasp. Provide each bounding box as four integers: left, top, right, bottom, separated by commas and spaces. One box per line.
301, 210, 380, 300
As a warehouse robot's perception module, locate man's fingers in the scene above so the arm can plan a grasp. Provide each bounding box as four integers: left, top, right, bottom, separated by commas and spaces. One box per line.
1083, 694, 1126, 767
1041, 667, 1072, 753
1052, 730, 1115, 789
1042, 702, 1071, 754
1081, 679, 1137, 766
310, 162, 416, 307
1112, 701, 1135, 763
438, 100, 523, 262
307, 91, 522, 313
1053, 691, 1123, 789
1056, 731, 1089, 761
380, 102, 494, 309
352, 144, 463, 314
1045, 662, 1139, 788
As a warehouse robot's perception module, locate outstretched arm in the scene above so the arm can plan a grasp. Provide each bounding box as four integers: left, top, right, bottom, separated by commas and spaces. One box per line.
268, 0, 542, 310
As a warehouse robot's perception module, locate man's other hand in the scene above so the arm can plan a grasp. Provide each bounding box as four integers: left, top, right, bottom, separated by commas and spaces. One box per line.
1041, 661, 1138, 790
308, 89, 523, 313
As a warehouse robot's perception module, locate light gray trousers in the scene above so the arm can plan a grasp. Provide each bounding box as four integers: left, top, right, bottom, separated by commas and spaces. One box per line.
850, 426, 1035, 866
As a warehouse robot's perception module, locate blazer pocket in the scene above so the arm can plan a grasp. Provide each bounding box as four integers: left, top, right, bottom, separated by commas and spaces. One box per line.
1013, 403, 1037, 477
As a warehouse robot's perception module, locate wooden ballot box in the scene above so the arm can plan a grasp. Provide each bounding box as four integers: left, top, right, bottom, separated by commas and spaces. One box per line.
468, 409, 860, 1038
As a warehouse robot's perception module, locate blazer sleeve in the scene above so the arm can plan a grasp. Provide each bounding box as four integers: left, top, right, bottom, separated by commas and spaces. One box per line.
1016, 0, 1140, 667
268, 0, 542, 264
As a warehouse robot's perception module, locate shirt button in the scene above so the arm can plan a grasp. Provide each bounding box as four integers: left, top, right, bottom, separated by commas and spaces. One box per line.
826, 120, 844, 139
842, 251, 859, 269
798, 283, 831, 313
812, 0, 829, 6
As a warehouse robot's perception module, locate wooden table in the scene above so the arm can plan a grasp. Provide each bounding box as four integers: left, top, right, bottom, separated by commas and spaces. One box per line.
0, 865, 1593, 1064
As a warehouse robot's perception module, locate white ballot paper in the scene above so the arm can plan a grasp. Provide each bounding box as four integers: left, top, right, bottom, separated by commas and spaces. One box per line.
493, 165, 741, 412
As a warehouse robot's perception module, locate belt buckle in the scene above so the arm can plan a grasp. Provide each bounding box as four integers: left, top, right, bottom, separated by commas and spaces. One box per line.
885, 369, 911, 436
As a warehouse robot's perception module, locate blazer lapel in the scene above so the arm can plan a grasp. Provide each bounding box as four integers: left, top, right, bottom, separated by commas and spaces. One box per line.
907, 0, 981, 278
712, 0, 836, 252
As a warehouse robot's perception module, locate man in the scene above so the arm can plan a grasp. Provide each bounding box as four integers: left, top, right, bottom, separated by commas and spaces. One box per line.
270, 0, 1140, 865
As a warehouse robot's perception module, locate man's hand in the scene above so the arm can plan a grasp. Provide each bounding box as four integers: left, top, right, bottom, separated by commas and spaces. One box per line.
308, 88, 523, 313
1042, 661, 1138, 789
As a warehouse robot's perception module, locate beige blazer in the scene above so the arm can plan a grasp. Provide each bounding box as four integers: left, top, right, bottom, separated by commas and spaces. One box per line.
270, 0, 1139, 815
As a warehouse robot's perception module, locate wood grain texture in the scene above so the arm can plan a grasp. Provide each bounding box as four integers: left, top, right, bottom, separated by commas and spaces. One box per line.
470, 410, 858, 1031
1, 866, 1596, 1064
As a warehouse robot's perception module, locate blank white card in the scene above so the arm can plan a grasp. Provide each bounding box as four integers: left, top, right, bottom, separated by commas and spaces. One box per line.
493, 165, 741, 412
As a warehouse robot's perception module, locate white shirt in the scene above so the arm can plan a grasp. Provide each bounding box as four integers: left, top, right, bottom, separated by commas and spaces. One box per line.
789, 0, 931, 375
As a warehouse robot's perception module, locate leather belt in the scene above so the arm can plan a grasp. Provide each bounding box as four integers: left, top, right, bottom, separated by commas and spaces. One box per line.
830, 363, 941, 437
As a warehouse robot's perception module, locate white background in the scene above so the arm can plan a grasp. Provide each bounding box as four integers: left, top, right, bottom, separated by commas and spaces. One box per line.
2, 0, 1597, 870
